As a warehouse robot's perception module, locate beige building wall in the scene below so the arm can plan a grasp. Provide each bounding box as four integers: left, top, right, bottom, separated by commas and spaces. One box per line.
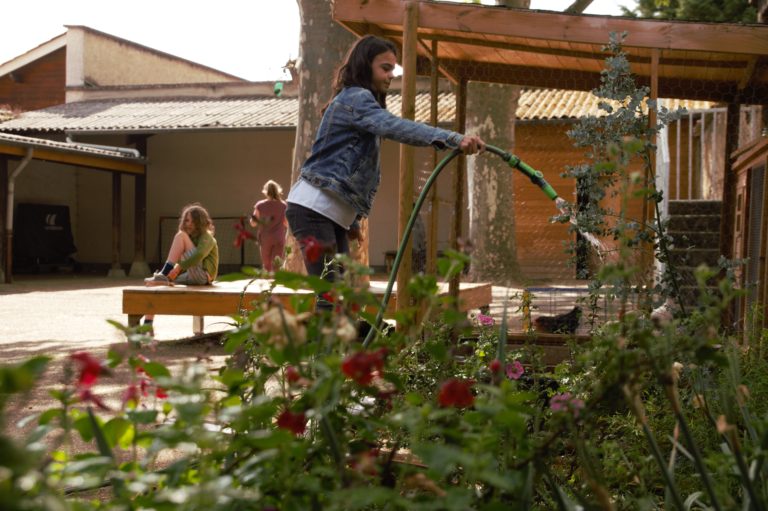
66, 27, 240, 88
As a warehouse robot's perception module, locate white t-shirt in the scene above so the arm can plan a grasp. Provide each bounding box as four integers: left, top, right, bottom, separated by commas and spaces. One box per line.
287, 179, 358, 229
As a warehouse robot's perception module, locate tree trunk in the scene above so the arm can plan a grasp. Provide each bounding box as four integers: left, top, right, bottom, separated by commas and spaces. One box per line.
466, 82, 523, 285
466, 0, 529, 286
283, 0, 356, 274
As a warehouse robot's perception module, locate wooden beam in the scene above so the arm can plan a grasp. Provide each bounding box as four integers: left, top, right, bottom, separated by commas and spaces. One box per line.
642, 49, 660, 291
427, 39, 440, 276
421, 58, 768, 103
396, 1, 418, 316
738, 56, 759, 90
0, 157, 7, 282
417, 39, 458, 85
449, 78, 467, 304
388, 29, 752, 71
0, 144, 144, 174
333, 0, 768, 55
720, 102, 741, 262
133, 136, 148, 267
111, 173, 122, 273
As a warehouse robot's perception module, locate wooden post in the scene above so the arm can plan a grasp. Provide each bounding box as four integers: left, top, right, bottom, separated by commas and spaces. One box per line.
719, 102, 742, 330
720, 103, 741, 262
396, 0, 418, 316
449, 78, 467, 303
427, 39, 440, 275
129, 136, 150, 277
0, 156, 7, 283
642, 48, 659, 298
109, 172, 125, 277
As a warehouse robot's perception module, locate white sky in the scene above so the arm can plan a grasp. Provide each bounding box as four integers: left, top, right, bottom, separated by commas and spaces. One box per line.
1, 0, 635, 82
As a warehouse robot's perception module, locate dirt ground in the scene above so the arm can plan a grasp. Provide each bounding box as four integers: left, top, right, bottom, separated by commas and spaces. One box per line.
0, 274, 233, 443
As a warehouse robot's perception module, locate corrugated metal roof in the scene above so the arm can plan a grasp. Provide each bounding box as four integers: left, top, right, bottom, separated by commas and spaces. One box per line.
0, 90, 714, 133
0, 132, 144, 160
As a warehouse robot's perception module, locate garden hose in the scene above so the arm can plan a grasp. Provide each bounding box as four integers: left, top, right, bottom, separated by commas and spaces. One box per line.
362, 144, 560, 347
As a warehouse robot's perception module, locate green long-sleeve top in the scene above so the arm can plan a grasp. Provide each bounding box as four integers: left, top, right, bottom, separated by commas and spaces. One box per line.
179, 230, 219, 281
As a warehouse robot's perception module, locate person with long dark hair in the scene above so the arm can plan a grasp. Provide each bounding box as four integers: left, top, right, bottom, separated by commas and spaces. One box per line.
286, 35, 484, 310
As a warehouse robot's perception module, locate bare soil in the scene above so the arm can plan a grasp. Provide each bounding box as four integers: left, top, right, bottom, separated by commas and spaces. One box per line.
0, 274, 233, 444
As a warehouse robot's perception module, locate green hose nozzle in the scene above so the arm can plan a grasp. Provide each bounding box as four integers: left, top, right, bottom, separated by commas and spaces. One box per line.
486, 146, 559, 200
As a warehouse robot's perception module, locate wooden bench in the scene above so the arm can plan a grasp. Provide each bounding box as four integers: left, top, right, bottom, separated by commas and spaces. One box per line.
123, 279, 492, 335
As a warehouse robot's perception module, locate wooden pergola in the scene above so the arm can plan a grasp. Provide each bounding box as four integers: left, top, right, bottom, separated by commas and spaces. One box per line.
0, 134, 147, 282
332, 0, 768, 311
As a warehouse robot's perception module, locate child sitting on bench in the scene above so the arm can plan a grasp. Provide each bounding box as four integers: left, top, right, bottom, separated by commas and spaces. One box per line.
143, 202, 219, 333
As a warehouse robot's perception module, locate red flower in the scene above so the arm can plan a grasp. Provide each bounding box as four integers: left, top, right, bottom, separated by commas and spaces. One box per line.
70, 352, 107, 388
489, 359, 502, 374
341, 348, 387, 386
276, 409, 306, 436
302, 236, 324, 263
233, 217, 256, 248
437, 378, 475, 408
285, 365, 301, 384
155, 387, 168, 399
140, 377, 150, 396
321, 292, 335, 303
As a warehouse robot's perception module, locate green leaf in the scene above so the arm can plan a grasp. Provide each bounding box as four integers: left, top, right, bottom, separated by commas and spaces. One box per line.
142, 361, 171, 378
38, 408, 64, 425
127, 409, 158, 424
216, 368, 245, 388
88, 407, 114, 459
102, 417, 133, 449
223, 327, 250, 353
73, 414, 95, 442
107, 348, 125, 368
330, 487, 404, 509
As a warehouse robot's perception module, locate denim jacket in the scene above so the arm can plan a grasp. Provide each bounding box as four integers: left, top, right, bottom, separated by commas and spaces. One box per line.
299, 86, 464, 218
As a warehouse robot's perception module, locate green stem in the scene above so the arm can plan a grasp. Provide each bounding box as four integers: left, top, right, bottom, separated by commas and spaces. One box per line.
665, 386, 723, 511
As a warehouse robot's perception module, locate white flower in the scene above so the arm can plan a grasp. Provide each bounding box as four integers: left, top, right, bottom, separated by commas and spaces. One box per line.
322, 315, 358, 344
252, 307, 310, 347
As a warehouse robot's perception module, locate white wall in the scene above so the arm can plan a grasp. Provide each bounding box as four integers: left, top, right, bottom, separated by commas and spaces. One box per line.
13, 129, 467, 271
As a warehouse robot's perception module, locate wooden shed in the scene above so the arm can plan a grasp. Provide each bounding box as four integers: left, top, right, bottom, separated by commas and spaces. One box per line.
731, 135, 768, 331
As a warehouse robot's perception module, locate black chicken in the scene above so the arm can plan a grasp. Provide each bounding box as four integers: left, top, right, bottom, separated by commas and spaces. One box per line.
533, 306, 582, 334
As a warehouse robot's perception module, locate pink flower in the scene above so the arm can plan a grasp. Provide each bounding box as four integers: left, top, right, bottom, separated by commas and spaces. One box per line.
505, 360, 524, 380
477, 314, 494, 327
550, 392, 584, 417
276, 409, 307, 436
233, 217, 256, 248
437, 378, 475, 408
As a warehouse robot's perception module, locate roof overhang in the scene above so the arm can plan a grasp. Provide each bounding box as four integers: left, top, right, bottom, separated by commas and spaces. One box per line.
0, 133, 145, 174
333, 0, 768, 103
0, 34, 66, 78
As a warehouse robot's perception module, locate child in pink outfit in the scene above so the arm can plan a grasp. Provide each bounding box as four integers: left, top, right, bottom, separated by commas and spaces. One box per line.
250, 180, 287, 272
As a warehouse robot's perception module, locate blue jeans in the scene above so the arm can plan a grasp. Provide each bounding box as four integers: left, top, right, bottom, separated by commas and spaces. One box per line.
286, 203, 349, 311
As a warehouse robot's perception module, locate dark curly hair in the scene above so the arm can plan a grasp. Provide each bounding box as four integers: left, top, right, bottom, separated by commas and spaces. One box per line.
178, 202, 214, 237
